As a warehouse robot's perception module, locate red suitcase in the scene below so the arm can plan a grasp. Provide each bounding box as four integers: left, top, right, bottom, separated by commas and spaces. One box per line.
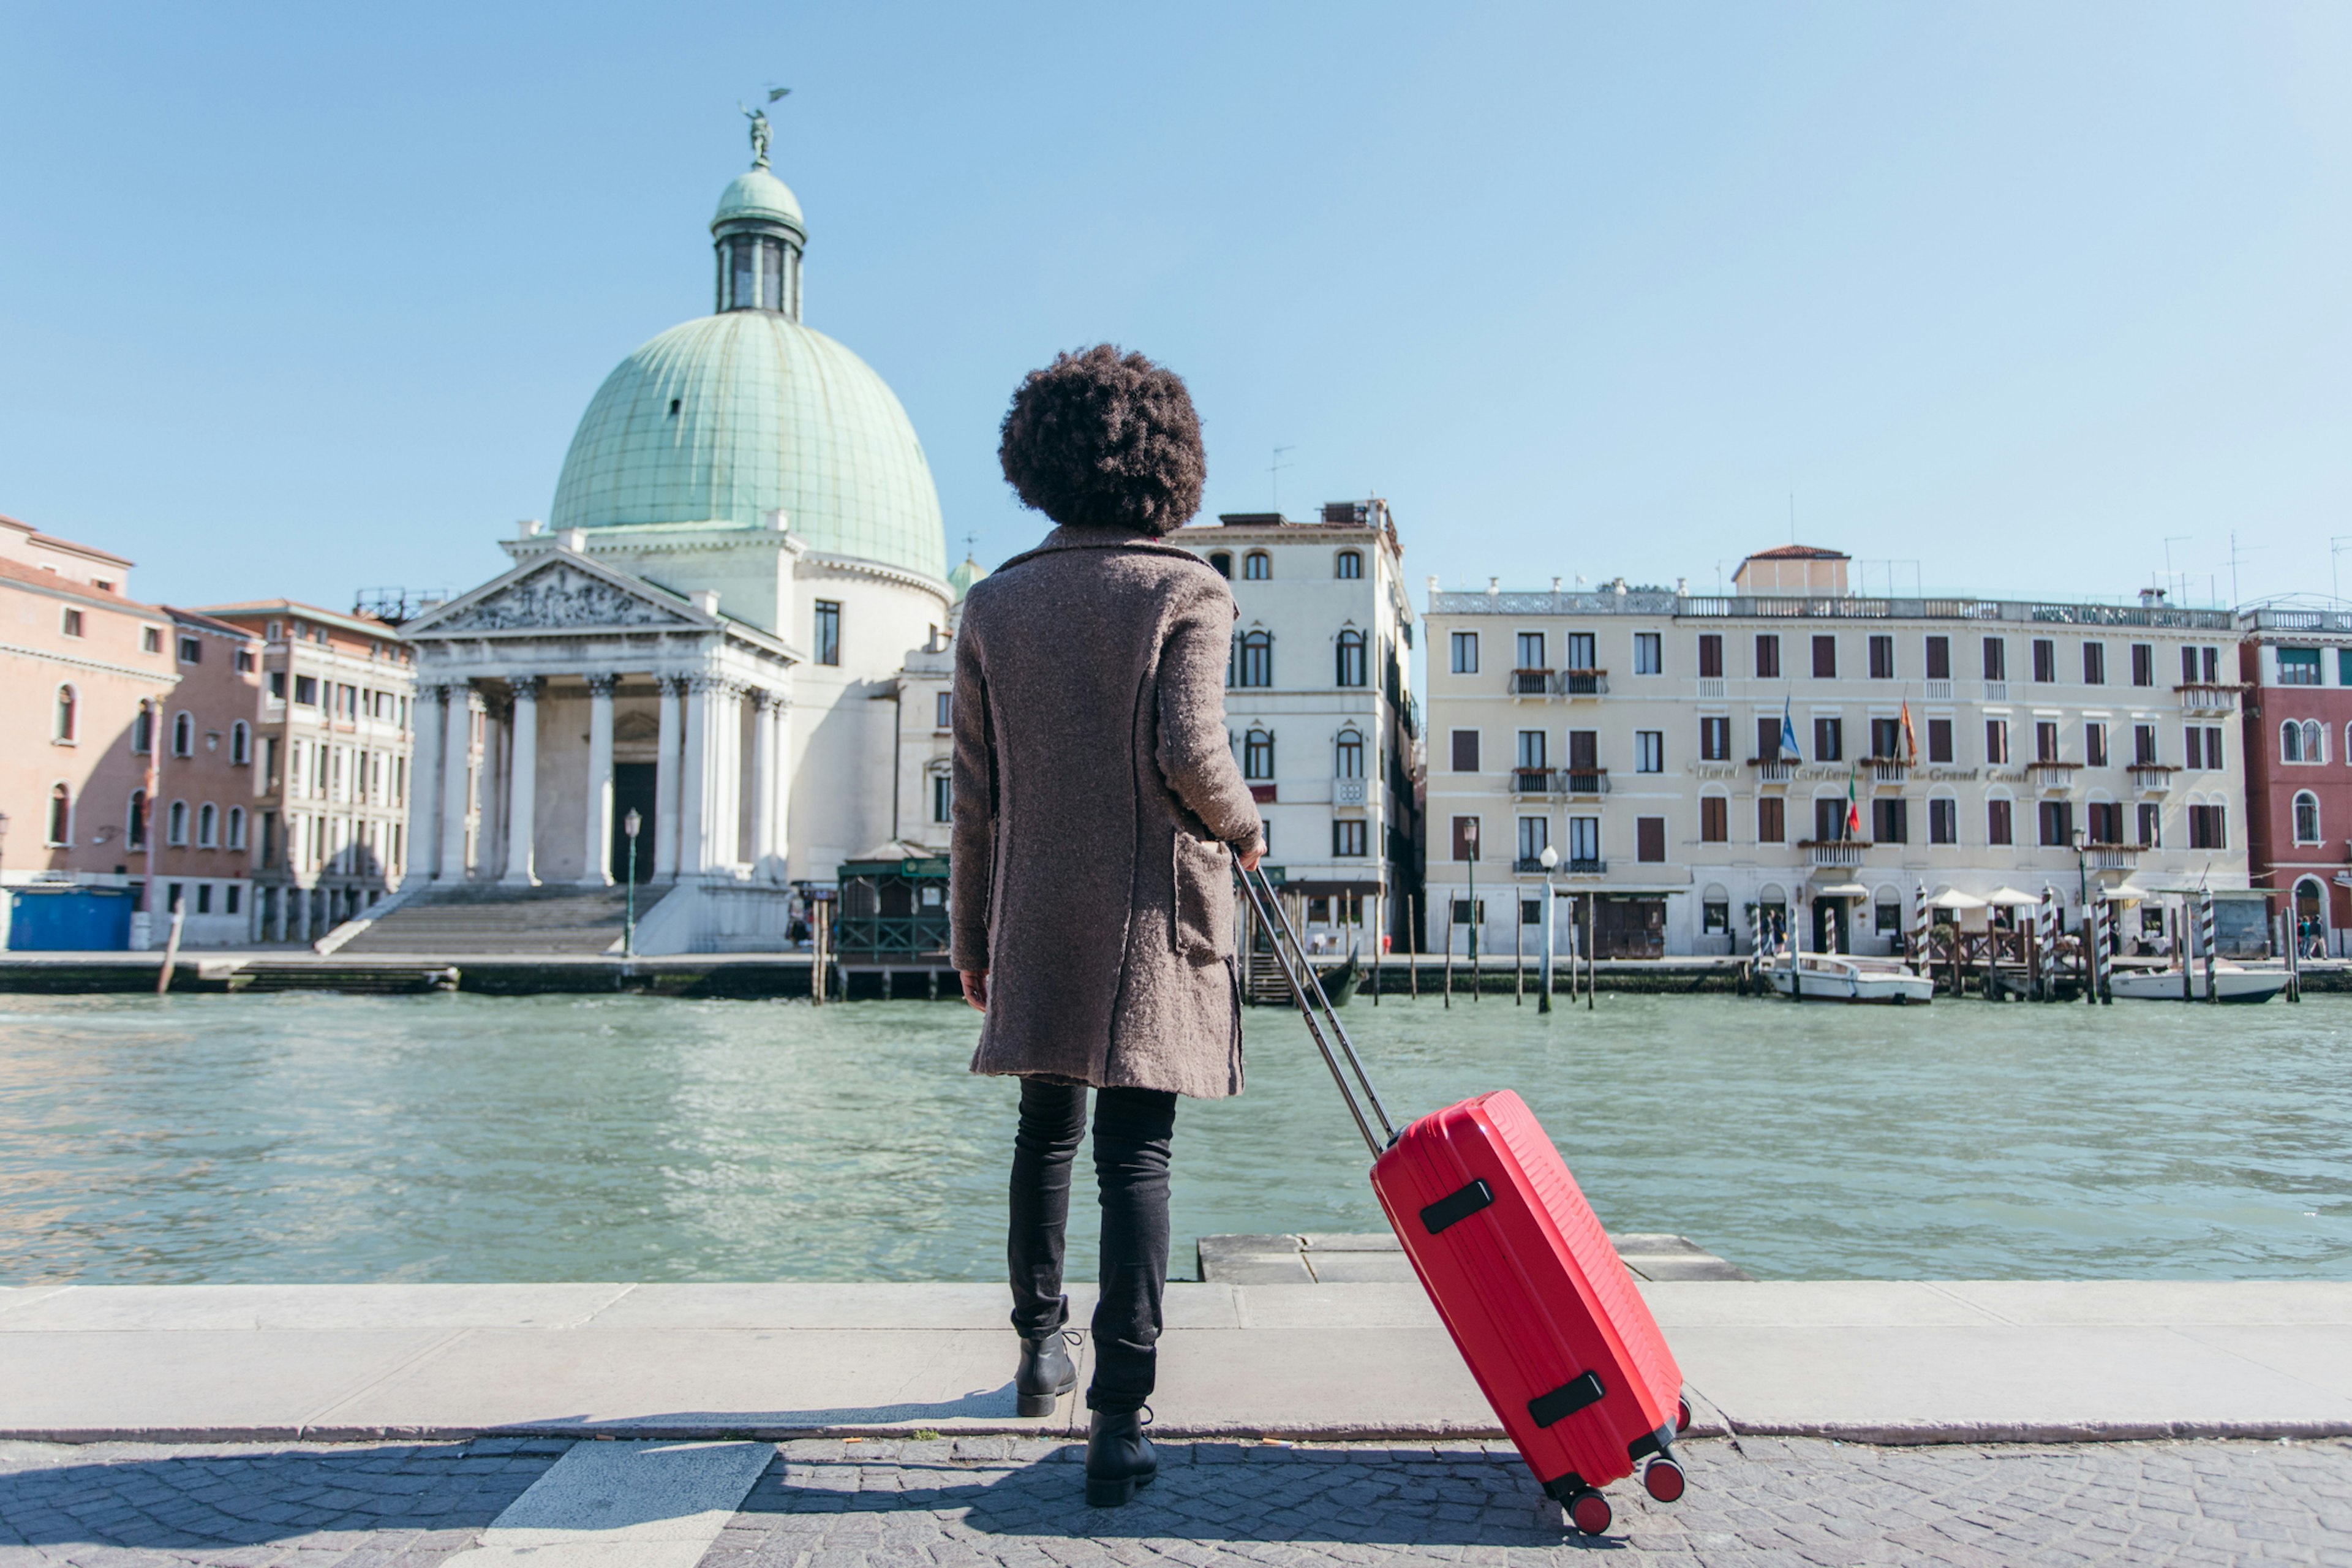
1240, 868, 1690, 1537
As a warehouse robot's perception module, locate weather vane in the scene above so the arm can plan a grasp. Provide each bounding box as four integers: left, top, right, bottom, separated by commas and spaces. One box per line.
741, 85, 790, 170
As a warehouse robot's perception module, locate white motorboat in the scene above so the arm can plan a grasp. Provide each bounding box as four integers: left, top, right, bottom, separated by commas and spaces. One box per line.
1765, 952, 1936, 1004
2107, 962, 2288, 1004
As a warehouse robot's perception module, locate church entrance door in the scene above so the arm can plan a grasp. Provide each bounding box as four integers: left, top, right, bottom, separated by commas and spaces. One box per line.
611, 763, 658, 883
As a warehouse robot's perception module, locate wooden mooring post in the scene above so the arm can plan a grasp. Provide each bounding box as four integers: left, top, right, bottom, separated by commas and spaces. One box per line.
1406, 894, 1419, 1000
1514, 914, 1524, 1005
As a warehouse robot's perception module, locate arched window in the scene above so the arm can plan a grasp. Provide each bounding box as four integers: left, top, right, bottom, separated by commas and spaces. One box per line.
1207, 551, 1232, 579
54, 684, 75, 742
1335, 549, 1362, 580
1243, 728, 1275, 781
1236, 630, 1273, 688
231, 720, 250, 766
1335, 728, 1365, 779
2309, 720, 2328, 763
2285, 719, 2324, 763
198, 802, 219, 848
1335, 628, 1366, 687
2295, 790, 2322, 845
132, 703, 153, 755
126, 789, 146, 848
1242, 551, 1271, 581
227, 805, 247, 851
172, 710, 194, 758
46, 783, 71, 845
167, 799, 189, 846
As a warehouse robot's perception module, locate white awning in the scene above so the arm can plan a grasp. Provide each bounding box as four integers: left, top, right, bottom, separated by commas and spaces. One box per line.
2101, 882, 2154, 903
1982, 886, 2043, 907
1814, 883, 1872, 899
1923, 888, 1988, 911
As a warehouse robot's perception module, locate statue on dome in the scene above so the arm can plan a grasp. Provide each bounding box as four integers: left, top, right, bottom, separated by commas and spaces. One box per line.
742, 86, 788, 170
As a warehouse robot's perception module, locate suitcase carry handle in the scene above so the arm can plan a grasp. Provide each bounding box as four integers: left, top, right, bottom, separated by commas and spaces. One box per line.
1237, 861, 1399, 1158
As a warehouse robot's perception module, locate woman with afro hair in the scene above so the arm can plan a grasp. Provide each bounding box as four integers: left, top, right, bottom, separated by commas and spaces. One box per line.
950, 345, 1264, 1506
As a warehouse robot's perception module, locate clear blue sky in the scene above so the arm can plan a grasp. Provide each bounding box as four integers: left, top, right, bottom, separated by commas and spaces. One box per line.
2, 2, 2346, 612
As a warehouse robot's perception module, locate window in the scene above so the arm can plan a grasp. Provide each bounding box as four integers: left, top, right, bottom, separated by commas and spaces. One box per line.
2138, 802, 2161, 848
1873, 798, 1908, 844
126, 788, 146, 848
1452, 816, 1482, 861
2283, 719, 2324, 763
1516, 631, 1545, 670
294, 674, 318, 706
2087, 801, 2122, 843
197, 802, 218, 848
1242, 551, 1270, 580
1634, 632, 1662, 675
227, 806, 246, 851
1757, 796, 1785, 843
932, 774, 952, 824
1516, 815, 1548, 864
172, 711, 194, 757
2186, 726, 2205, 769
60, 606, 83, 638
2038, 800, 2073, 847
1927, 717, 1953, 763
266, 619, 282, 641
195, 883, 213, 915
46, 783, 71, 845
2199, 725, 2223, 769
226, 720, 249, 766
1634, 731, 1664, 773
1811, 635, 1836, 679
141, 625, 162, 654
1450, 729, 1480, 772
1514, 729, 1545, 771
1813, 716, 1842, 761
1929, 797, 1958, 844
1450, 631, 1479, 674
1207, 550, 1231, 578
1875, 900, 1902, 937
1925, 636, 1951, 681
1815, 797, 1845, 843
53, 684, 76, 742
167, 799, 190, 846
1985, 719, 2009, 764
933, 692, 952, 730
1522, 898, 1546, 927
1335, 629, 1366, 687
1564, 632, 1596, 669
2035, 722, 2059, 763
179, 635, 202, 664
1700, 795, 1728, 842
813, 600, 841, 666
1983, 638, 2007, 682
2032, 639, 2056, 683
1333, 819, 1368, 857
2189, 804, 2226, 849
1566, 816, 1600, 867
1243, 728, 1275, 780
226, 886, 241, 916
1236, 630, 1273, 687
1335, 549, 1362, 579
1868, 635, 1894, 680
2082, 643, 2106, 685
2342, 649, 2352, 687
1336, 729, 1365, 778
1698, 635, 1723, 679
1755, 635, 1781, 679
1870, 717, 1902, 760
1451, 898, 1485, 925
1987, 797, 2013, 845
2086, 722, 2108, 767
1703, 900, 1728, 934
1636, 816, 1665, 862
1699, 715, 1730, 761
267, 670, 286, 701
2133, 725, 2157, 766
2132, 644, 2154, 687
1755, 715, 1782, 761
2278, 647, 2322, 686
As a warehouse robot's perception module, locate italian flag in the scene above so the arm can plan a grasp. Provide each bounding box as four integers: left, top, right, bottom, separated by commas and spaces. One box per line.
1845, 764, 1862, 838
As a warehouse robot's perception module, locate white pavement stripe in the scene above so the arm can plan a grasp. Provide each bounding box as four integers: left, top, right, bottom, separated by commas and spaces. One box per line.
440, 1439, 773, 1568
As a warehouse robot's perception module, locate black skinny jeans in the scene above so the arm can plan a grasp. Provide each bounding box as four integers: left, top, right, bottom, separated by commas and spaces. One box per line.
1008, 1079, 1177, 1414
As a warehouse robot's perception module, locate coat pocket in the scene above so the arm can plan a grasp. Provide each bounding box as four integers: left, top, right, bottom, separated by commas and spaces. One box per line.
1171, 832, 1235, 960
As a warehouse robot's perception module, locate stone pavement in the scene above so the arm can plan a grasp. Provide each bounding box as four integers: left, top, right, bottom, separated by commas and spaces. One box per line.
7, 1434, 2352, 1567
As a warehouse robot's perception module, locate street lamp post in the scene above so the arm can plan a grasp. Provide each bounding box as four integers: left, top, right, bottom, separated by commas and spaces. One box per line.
1537, 843, 1559, 1015
623, 809, 642, 960
1464, 818, 1480, 998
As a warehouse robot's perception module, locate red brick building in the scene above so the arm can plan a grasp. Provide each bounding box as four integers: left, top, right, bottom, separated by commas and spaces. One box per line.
2239, 605, 2352, 956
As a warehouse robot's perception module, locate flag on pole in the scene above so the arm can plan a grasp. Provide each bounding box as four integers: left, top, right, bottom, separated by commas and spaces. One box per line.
1900, 699, 1919, 763
1845, 763, 1863, 838
1779, 695, 1801, 761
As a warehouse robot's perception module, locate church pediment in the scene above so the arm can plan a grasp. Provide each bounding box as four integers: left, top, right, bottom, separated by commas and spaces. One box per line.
420, 559, 698, 635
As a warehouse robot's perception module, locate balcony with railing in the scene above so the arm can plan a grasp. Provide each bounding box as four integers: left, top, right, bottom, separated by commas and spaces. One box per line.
1799, 839, 1868, 867
1509, 668, 1553, 697
1556, 668, 1608, 698
1865, 756, 1909, 787
1696, 677, 1726, 699
2027, 760, 2082, 791
1333, 776, 1368, 807
1509, 767, 1555, 797
1983, 679, 2008, 701
1749, 756, 1795, 784
1562, 767, 1610, 796
2084, 843, 2143, 872
1925, 679, 1953, 700
2127, 764, 2176, 793
2177, 683, 2241, 714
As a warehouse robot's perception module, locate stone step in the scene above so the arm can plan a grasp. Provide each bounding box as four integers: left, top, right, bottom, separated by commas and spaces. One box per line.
339, 886, 639, 956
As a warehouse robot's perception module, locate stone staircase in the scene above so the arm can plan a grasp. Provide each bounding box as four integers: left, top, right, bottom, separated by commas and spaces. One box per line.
336, 884, 645, 956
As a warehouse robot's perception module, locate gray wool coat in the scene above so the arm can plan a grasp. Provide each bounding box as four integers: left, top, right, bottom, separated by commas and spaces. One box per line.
949, 527, 1267, 1099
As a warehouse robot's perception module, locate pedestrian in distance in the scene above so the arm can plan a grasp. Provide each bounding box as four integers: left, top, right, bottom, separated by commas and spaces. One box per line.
951, 345, 1265, 1507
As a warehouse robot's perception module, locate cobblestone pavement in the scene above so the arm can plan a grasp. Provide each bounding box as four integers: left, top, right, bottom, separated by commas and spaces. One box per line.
708, 1434, 2352, 1567
5, 1435, 2349, 1567
0, 1438, 566, 1567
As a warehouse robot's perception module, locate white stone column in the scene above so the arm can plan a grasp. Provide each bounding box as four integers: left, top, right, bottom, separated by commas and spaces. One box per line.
654, 676, 684, 879
502, 677, 541, 884
710, 682, 742, 872
411, 684, 445, 881
749, 690, 778, 876
769, 693, 794, 880
438, 683, 474, 878
678, 677, 709, 877
580, 674, 616, 886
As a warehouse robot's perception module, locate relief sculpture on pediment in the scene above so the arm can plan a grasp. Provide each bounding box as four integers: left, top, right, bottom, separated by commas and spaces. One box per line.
435, 564, 690, 632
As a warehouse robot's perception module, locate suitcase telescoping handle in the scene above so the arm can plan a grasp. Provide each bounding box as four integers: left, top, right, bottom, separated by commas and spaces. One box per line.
1237, 861, 1399, 1159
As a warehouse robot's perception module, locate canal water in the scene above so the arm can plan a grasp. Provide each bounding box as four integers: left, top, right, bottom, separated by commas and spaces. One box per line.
2, 991, 2347, 1286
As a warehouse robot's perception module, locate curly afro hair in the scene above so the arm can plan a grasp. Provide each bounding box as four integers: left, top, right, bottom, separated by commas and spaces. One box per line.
998, 345, 1205, 536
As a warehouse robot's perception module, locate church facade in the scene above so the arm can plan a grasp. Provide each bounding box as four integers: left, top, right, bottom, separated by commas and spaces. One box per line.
395, 137, 962, 951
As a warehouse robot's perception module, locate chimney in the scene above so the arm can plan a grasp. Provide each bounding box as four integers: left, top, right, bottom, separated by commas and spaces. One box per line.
2139, 587, 2167, 608
517, 519, 543, 538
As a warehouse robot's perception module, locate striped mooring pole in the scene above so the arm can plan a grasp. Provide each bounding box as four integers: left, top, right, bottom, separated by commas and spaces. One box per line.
2200, 890, 2219, 1005
1911, 894, 1931, 974
2036, 895, 2057, 1001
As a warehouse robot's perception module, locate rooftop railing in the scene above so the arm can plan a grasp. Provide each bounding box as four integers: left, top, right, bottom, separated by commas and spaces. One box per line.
1431, 590, 2236, 630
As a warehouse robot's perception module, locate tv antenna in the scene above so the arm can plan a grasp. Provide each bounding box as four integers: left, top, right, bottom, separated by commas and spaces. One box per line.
2332, 537, 2352, 604
1269, 445, 1294, 513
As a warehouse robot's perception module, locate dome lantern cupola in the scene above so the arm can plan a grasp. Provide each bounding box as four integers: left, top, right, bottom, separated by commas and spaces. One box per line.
712, 157, 806, 319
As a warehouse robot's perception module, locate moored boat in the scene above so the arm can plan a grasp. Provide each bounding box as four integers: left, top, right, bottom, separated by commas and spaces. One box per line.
2107, 962, 2288, 1004
1764, 952, 1935, 1004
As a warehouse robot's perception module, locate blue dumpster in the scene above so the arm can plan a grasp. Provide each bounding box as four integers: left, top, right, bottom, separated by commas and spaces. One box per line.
7, 887, 136, 950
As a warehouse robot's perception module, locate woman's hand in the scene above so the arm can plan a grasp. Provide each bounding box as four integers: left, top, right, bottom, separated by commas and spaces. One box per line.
1238, 846, 1262, 872
960, 970, 989, 1012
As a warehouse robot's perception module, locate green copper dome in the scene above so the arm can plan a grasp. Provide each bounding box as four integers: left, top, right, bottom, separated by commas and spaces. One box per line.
548, 162, 946, 582
949, 553, 987, 603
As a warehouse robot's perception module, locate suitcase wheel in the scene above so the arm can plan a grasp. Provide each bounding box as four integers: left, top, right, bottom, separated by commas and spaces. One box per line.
1642, 1457, 1687, 1504
1566, 1489, 1613, 1536
1676, 1395, 1693, 1435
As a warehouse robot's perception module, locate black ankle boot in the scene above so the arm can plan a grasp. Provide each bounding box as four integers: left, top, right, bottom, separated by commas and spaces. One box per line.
1015, 1329, 1077, 1418
1084, 1408, 1156, 1507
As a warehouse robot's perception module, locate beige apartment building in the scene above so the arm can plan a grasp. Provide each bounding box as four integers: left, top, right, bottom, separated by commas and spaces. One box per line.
1424, 545, 2250, 960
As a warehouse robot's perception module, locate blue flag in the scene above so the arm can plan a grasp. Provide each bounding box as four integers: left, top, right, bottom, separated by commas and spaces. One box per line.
1779, 696, 1801, 761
